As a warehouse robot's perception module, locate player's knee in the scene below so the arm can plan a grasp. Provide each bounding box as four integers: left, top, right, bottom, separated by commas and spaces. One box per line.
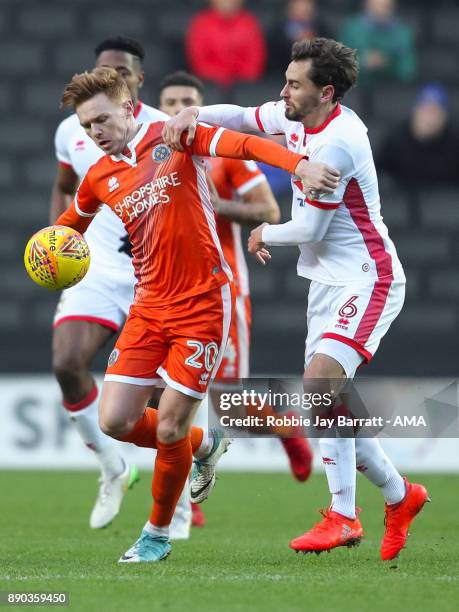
52, 351, 87, 387
157, 417, 187, 444
99, 413, 131, 439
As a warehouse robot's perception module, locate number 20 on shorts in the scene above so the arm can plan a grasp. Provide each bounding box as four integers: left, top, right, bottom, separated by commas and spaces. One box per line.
185, 341, 219, 371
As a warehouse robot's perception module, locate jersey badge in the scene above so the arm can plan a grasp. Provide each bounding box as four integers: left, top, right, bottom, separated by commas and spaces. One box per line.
108, 176, 120, 193
75, 140, 85, 151
152, 144, 172, 163
108, 348, 120, 367
288, 133, 299, 148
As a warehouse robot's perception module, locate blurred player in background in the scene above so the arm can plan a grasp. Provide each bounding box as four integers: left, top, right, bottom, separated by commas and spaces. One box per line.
163, 38, 429, 561
159, 71, 315, 526
49, 36, 191, 537
53, 67, 319, 562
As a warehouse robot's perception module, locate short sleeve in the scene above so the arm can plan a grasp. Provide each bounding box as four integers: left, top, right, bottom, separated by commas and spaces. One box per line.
226, 159, 266, 196
54, 119, 73, 167
74, 173, 100, 217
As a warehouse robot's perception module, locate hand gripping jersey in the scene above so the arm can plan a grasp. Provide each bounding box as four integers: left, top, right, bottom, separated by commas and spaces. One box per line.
201, 101, 405, 287
54, 102, 168, 277
56, 122, 303, 307
208, 157, 266, 297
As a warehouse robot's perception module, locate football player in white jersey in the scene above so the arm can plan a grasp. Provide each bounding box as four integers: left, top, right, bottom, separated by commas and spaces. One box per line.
163, 38, 429, 560
50, 36, 191, 537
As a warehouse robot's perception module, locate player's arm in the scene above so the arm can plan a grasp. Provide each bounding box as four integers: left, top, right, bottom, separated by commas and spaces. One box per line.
50, 121, 80, 223
248, 144, 353, 262
55, 174, 100, 235
212, 161, 280, 225
49, 163, 79, 224
185, 124, 318, 185
215, 180, 280, 225
166, 109, 340, 194
163, 104, 263, 148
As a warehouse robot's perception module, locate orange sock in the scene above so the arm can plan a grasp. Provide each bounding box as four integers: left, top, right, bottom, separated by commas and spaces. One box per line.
119, 407, 158, 448
120, 407, 205, 452
190, 425, 204, 453
150, 436, 192, 527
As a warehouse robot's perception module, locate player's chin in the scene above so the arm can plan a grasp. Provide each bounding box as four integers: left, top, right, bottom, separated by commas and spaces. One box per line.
98, 141, 114, 154
284, 107, 298, 121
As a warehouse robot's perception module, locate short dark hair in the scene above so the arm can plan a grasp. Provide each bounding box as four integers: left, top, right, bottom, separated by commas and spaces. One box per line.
291, 38, 359, 101
159, 71, 204, 97
94, 36, 145, 62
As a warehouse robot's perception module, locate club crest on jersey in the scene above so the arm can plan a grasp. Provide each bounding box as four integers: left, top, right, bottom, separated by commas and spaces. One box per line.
152, 144, 171, 163
75, 139, 85, 151
108, 348, 120, 366
108, 176, 120, 192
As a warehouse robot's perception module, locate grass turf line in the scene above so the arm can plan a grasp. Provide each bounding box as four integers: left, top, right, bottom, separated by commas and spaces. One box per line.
0, 471, 458, 612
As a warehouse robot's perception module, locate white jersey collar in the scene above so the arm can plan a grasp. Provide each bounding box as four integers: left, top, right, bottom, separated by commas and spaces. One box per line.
110, 122, 149, 167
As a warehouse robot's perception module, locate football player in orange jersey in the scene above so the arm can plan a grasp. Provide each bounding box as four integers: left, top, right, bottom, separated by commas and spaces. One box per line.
49, 37, 192, 539
159, 71, 315, 527
53, 67, 334, 563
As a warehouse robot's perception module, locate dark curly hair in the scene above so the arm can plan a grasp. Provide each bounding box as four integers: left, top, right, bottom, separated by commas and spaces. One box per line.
95, 36, 145, 62
291, 38, 359, 101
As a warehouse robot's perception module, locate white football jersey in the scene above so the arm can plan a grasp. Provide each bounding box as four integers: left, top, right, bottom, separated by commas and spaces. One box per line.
252, 101, 405, 286
54, 102, 169, 276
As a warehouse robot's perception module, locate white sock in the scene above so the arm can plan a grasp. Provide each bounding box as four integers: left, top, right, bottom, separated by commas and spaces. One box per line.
144, 521, 170, 538
172, 483, 192, 522
319, 437, 356, 519
65, 387, 124, 479
355, 438, 406, 505
193, 429, 213, 459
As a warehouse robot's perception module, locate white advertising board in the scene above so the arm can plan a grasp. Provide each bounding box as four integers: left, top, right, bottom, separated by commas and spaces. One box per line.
1, 376, 458, 472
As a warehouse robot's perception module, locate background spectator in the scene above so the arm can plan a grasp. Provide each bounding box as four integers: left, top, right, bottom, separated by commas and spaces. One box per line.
378, 84, 459, 189
268, 0, 331, 74
186, 0, 266, 90
340, 0, 416, 85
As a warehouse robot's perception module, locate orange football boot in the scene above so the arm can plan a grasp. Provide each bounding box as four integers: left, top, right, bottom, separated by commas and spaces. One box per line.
290, 508, 363, 554
381, 478, 430, 560
191, 502, 206, 528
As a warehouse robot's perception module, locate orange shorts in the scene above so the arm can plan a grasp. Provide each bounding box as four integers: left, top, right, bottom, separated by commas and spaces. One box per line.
214, 294, 251, 380
104, 283, 233, 399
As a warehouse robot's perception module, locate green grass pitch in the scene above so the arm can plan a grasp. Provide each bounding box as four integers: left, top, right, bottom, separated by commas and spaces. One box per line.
0, 471, 458, 611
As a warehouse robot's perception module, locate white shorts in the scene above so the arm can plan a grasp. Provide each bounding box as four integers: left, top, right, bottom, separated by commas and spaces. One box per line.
53, 262, 135, 332
305, 278, 405, 378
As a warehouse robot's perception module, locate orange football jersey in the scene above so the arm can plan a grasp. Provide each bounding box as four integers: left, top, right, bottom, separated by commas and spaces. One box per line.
57, 121, 302, 307
209, 158, 265, 296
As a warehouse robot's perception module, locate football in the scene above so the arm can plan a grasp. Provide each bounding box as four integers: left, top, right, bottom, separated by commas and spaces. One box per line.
24, 225, 90, 290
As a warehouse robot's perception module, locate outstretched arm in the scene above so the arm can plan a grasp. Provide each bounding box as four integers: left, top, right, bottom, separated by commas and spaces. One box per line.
163, 105, 262, 150
55, 174, 100, 234
248, 144, 353, 263
165, 111, 340, 194
184, 125, 339, 195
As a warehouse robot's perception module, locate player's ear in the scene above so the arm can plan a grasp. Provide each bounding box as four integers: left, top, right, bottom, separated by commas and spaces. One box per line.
321, 85, 335, 103
123, 99, 135, 117
137, 71, 145, 90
